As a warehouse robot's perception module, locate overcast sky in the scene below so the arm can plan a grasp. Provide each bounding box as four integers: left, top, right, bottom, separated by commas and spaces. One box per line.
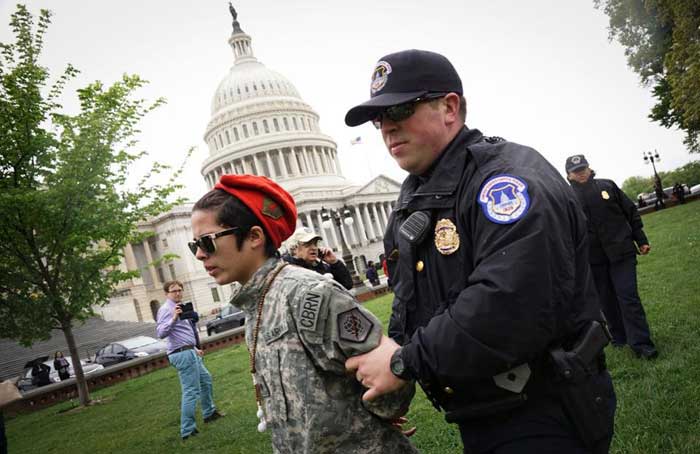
0, 0, 692, 200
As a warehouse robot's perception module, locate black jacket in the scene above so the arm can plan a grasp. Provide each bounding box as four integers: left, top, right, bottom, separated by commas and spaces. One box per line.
385, 127, 602, 409
569, 175, 648, 264
285, 256, 353, 290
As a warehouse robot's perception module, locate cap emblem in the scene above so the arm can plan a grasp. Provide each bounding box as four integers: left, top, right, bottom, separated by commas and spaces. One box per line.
262, 197, 283, 219
370, 61, 392, 94
571, 156, 581, 164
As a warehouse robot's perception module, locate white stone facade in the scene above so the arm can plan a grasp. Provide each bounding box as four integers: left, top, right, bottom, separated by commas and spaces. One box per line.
100, 10, 400, 322
99, 204, 241, 322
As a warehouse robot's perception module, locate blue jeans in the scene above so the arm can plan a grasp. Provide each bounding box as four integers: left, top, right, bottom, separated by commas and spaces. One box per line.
168, 349, 216, 437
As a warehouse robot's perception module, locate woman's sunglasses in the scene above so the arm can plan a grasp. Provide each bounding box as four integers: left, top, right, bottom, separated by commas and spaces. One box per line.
188, 227, 239, 256
372, 93, 448, 129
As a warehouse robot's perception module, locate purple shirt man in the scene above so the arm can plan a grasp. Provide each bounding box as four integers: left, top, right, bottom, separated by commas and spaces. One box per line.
156, 280, 223, 439
156, 298, 198, 354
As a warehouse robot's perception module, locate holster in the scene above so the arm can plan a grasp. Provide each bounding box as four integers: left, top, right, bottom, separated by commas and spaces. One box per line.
548, 321, 613, 447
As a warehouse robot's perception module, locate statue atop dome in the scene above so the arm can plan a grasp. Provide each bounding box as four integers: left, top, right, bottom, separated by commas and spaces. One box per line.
229, 2, 244, 33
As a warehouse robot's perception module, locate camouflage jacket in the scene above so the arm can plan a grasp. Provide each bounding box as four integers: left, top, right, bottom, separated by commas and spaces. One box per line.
232, 257, 419, 454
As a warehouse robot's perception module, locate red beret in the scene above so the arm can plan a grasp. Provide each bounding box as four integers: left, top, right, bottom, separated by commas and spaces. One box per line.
214, 175, 297, 249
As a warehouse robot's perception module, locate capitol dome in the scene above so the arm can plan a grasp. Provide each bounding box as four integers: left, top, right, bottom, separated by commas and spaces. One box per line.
201, 12, 347, 194
211, 62, 301, 115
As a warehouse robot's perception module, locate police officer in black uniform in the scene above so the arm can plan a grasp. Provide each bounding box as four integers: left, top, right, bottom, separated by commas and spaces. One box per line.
344, 49, 616, 454
566, 155, 658, 360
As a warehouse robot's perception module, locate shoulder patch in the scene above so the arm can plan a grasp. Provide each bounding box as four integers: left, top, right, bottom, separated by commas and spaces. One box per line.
337, 308, 374, 343
298, 290, 323, 332
478, 174, 530, 224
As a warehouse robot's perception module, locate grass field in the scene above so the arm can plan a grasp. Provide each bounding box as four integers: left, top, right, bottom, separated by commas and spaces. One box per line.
6, 202, 700, 453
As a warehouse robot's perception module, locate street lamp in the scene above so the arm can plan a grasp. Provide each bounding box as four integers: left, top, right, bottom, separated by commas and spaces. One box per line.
643, 149, 665, 209
321, 206, 363, 288
643, 150, 662, 181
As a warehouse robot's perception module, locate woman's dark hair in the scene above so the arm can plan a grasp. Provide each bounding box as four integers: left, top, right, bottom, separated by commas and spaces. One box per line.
193, 189, 278, 257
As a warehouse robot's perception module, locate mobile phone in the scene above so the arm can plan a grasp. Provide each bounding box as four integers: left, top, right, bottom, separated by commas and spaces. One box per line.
178, 302, 195, 320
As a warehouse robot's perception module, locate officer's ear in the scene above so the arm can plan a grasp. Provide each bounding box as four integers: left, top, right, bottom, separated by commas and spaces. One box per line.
443, 93, 461, 126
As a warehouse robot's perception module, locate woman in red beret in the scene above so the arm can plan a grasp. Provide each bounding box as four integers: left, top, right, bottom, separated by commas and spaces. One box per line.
190, 174, 417, 454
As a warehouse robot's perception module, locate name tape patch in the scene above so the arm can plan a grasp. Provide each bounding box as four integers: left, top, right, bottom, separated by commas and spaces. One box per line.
337, 308, 373, 343
298, 291, 322, 332
478, 174, 530, 224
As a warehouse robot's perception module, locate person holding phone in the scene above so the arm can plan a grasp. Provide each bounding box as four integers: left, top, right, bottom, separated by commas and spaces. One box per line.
284, 228, 354, 290
156, 280, 224, 440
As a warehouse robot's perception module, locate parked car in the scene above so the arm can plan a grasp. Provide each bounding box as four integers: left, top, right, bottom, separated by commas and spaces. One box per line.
206, 304, 245, 336
17, 356, 104, 393
94, 335, 168, 367
637, 192, 656, 207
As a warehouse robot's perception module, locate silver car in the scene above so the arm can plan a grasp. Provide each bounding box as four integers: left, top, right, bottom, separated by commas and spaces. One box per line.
17, 356, 104, 393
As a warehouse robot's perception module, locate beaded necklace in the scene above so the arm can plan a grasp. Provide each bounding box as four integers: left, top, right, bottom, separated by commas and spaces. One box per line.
248, 262, 288, 432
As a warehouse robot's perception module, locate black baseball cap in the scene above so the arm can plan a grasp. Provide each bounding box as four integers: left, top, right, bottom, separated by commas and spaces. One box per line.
565, 154, 589, 173
344, 49, 463, 127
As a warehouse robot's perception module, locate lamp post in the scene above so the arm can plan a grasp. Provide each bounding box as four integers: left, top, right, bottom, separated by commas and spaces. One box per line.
321, 206, 363, 289
644, 149, 665, 209
643, 149, 662, 181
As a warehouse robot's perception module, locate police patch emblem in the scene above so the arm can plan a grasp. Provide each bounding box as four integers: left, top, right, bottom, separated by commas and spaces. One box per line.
601, 190, 610, 200
478, 174, 530, 224
337, 308, 373, 343
370, 61, 392, 94
434, 218, 460, 255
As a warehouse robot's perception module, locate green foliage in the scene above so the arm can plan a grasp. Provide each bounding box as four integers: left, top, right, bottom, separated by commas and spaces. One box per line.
622, 160, 700, 199
621, 175, 654, 199
0, 6, 184, 346
595, 0, 700, 153
6, 200, 700, 453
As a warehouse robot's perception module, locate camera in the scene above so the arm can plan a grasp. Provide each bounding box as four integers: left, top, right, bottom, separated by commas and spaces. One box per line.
177, 302, 195, 320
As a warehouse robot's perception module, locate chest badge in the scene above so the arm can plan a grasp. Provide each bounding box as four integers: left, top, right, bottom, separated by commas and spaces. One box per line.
601, 190, 610, 200
434, 218, 460, 255
478, 174, 530, 224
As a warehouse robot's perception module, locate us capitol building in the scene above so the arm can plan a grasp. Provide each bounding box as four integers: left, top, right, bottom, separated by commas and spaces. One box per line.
99, 9, 400, 323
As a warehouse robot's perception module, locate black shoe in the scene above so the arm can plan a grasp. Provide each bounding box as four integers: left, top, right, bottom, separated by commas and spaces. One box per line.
182, 428, 199, 440
204, 410, 225, 423
634, 347, 659, 360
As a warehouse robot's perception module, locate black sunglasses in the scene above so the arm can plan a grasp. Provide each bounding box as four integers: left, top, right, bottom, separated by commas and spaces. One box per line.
372, 93, 448, 129
188, 227, 239, 256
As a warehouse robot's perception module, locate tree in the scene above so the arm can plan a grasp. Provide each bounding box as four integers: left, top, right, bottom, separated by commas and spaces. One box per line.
0, 5, 185, 406
621, 175, 654, 199
621, 160, 700, 199
595, 0, 700, 153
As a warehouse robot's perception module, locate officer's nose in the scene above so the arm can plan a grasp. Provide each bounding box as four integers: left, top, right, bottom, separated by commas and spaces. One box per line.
381, 117, 399, 134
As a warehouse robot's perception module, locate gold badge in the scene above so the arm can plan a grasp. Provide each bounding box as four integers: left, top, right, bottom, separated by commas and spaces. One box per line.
601, 191, 610, 200
434, 219, 460, 255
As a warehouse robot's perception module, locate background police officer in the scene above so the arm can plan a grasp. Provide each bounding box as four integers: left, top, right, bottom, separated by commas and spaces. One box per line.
344, 49, 616, 454
566, 155, 658, 360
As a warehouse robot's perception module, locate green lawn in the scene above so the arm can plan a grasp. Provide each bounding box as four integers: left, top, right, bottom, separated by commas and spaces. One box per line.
6, 202, 700, 453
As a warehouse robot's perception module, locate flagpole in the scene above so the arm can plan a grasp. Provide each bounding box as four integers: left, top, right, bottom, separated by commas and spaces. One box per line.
350, 136, 375, 181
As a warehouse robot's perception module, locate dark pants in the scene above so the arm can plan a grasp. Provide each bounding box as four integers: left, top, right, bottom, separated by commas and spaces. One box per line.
591, 257, 655, 351
1, 412, 7, 454
458, 372, 615, 454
